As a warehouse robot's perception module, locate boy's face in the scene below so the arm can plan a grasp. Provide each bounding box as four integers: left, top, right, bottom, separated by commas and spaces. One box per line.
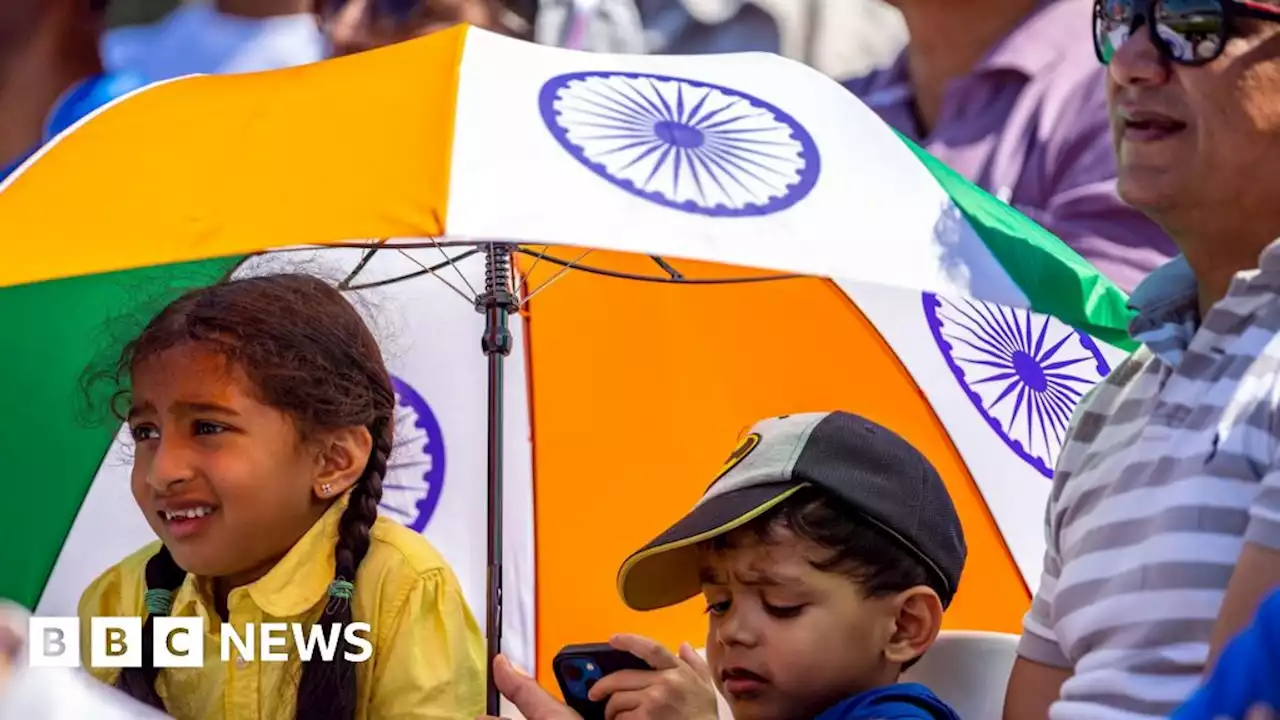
699, 526, 924, 720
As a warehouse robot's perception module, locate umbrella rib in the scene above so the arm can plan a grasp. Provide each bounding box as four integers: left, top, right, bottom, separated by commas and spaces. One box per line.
423, 233, 479, 299
395, 248, 478, 304
338, 239, 390, 289
517, 245, 552, 304
650, 256, 684, 280
510, 247, 804, 285
338, 249, 482, 292
522, 248, 595, 305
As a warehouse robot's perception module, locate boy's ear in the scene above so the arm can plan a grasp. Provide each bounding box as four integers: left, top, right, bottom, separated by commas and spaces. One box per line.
883, 586, 944, 667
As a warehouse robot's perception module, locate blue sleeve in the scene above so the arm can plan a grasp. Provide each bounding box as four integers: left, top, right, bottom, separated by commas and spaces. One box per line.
817, 684, 960, 720
1172, 589, 1280, 720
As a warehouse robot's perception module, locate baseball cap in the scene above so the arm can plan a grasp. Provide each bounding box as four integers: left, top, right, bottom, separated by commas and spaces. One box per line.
616, 411, 966, 611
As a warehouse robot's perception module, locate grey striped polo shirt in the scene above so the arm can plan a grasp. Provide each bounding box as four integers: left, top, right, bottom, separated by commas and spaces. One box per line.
1017, 245, 1280, 720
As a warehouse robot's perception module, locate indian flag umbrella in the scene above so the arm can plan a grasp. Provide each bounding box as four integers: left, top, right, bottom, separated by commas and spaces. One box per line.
0, 25, 1135, 701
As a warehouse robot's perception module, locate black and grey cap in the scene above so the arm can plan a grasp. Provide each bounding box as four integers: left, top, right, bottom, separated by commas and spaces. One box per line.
616, 411, 967, 611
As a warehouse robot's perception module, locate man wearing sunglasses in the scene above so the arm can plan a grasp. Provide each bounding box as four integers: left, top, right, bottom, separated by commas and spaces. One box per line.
0, 0, 147, 182
1004, 2, 1280, 719
319, 0, 524, 57
842, 0, 1178, 294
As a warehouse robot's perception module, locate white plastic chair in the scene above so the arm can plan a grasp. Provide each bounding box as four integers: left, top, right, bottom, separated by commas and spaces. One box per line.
900, 630, 1020, 720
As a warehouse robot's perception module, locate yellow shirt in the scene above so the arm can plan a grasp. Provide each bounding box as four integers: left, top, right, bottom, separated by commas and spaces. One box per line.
77, 495, 485, 719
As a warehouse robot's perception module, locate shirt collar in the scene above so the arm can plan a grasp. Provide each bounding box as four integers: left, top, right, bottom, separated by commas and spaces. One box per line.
248, 492, 349, 617
174, 492, 350, 620
1127, 238, 1280, 351
1127, 254, 1198, 335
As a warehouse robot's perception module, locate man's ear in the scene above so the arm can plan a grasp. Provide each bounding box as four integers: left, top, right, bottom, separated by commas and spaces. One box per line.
311, 425, 374, 500
883, 586, 944, 666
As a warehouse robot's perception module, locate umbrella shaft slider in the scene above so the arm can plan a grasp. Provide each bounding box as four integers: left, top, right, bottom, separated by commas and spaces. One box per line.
477, 244, 518, 357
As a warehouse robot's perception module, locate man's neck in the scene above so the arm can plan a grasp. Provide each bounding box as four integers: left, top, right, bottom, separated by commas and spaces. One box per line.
215, 0, 312, 18
1183, 239, 1275, 319
897, 0, 1040, 135
0, 29, 101, 170
1169, 211, 1280, 317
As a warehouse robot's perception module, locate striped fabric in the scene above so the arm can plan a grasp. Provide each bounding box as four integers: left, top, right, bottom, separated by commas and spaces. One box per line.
1018, 246, 1280, 720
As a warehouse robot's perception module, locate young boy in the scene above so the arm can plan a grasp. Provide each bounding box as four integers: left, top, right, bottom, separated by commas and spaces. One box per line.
486, 410, 965, 720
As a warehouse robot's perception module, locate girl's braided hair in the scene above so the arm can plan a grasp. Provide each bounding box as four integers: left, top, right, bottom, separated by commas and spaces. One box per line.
110, 274, 395, 720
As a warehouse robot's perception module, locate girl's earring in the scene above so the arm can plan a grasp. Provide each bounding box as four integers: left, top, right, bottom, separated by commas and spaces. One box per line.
321, 483, 333, 496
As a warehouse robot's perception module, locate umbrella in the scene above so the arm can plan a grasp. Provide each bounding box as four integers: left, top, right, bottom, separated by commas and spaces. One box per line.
0, 25, 1135, 706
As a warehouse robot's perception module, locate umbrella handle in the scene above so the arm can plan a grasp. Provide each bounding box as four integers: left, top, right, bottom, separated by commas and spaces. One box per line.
476, 244, 518, 715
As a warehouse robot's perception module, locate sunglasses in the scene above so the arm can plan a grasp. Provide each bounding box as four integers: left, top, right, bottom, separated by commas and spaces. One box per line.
1093, 0, 1280, 65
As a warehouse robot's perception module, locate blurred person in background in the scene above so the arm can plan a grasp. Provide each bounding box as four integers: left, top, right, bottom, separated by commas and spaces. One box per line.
319, 0, 528, 56
103, 0, 324, 81
0, 0, 148, 181
535, 0, 778, 54
535, 0, 906, 78
843, 0, 1178, 293
804, 0, 906, 81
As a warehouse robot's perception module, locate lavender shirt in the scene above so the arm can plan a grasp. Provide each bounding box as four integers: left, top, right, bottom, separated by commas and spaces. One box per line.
843, 0, 1177, 293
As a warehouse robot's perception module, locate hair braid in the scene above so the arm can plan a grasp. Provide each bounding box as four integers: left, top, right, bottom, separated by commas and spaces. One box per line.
295, 414, 392, 720
333, 417, 390, 582
115, 547, 185, 709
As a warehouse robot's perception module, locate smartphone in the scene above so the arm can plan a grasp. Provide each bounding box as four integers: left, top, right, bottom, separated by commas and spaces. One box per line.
552, 643, 652, 720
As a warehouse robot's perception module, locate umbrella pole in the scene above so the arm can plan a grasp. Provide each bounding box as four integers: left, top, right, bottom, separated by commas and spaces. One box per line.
477, 242, 517, 716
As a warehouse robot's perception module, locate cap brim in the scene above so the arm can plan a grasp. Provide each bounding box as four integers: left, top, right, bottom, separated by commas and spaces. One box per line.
617, 482, 804, 611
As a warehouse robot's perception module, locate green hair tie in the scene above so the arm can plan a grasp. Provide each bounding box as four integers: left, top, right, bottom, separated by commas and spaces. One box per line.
144, 588, 174, 616
327, 580, 354, 600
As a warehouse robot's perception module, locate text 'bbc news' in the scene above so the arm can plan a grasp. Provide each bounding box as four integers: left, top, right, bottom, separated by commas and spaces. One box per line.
28, 617, 373, 668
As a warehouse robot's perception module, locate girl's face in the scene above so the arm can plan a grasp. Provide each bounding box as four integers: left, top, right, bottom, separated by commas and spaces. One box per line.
127, 344, 332, 585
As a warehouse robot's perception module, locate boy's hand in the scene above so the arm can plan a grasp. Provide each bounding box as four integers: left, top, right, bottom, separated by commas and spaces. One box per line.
478, 654, 583, 720
587, 634, 720, 720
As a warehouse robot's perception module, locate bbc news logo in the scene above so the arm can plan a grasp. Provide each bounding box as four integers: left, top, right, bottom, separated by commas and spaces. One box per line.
28, 617, 373, 668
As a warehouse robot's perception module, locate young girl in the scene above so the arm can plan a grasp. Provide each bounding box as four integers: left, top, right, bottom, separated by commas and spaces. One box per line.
76, 273, 485, 719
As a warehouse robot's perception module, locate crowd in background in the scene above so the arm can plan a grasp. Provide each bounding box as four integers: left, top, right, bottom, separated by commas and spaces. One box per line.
102, 0, 906, 79
1, 0, 1179, 292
